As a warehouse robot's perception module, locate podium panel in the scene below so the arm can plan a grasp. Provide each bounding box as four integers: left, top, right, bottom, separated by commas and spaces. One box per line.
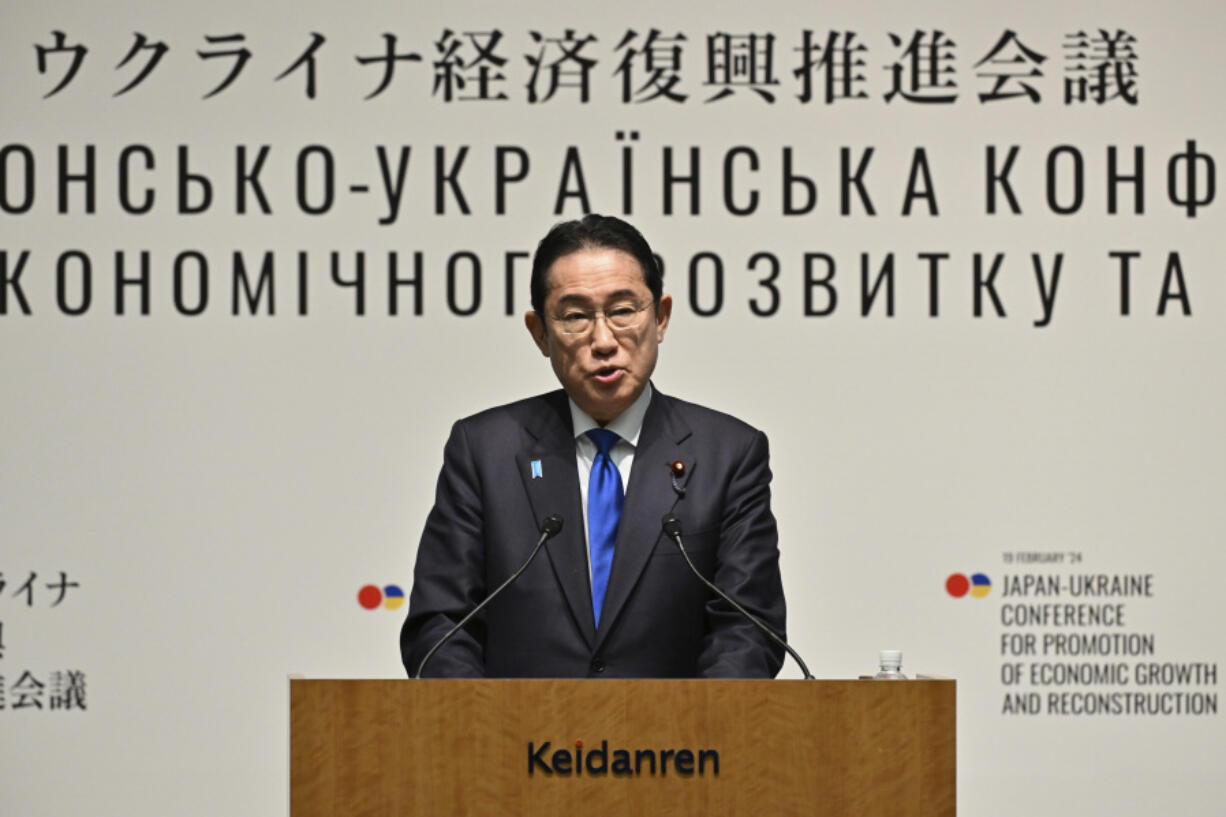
290, 679, 954, 817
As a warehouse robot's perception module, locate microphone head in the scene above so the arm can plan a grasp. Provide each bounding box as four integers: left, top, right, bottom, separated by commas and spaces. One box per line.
541, 514, 564, 537
661, 513, 682, 538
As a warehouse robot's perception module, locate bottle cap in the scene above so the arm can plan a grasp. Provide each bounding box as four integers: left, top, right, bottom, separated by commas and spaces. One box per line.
879, 649, 902, 668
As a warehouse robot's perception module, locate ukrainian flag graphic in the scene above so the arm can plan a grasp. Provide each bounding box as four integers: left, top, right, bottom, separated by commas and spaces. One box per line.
382, 584, 405, 610
969, 573, 992, 598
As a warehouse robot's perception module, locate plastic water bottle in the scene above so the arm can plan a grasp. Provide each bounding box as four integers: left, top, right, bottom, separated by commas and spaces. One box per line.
873, 649, 907, 680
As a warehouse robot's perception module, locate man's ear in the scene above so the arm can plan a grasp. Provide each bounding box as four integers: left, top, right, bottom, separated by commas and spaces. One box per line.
654, 293, 673, 342
524, 310, 550, 356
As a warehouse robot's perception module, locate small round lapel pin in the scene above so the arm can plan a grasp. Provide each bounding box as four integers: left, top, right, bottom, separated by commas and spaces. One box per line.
669, 460, 686, 495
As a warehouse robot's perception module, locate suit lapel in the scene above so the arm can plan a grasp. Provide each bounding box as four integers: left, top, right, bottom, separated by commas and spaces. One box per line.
516, 392, 596, 647
594, 390, 694, 652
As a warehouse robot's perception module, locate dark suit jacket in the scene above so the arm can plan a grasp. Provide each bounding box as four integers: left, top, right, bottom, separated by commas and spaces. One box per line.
400, 387, 786, 678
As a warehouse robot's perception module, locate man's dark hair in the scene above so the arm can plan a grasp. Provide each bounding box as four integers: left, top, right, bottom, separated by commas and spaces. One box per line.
530, 214, 663, 316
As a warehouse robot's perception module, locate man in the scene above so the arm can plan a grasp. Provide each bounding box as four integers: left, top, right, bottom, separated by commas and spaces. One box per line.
401, 214, 785, 678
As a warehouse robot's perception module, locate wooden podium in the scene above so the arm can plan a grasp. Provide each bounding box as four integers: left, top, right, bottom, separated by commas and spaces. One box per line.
290, 678, 954, 817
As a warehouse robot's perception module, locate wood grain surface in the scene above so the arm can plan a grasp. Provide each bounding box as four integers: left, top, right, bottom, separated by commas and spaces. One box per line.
290, 679, 955, 817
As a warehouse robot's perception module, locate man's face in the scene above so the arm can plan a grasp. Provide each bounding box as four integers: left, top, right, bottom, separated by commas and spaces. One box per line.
525, 248, 672, 425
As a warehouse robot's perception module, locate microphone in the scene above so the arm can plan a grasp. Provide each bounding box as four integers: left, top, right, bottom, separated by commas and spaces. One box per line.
661, 512, 814, 680
415, 514, 563, 678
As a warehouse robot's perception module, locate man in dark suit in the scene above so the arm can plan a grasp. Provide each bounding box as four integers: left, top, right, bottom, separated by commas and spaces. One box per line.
401, 215, 786, 678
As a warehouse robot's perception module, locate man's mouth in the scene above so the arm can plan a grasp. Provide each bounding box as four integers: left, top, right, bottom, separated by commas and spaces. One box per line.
592, 366, 623, 384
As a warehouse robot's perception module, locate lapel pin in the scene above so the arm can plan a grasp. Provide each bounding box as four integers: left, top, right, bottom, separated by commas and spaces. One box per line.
669, 460, 686, 496
531, 459, 543, 479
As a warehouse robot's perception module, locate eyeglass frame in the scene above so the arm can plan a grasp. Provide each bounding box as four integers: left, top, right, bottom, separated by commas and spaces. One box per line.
548, 301, 655, 336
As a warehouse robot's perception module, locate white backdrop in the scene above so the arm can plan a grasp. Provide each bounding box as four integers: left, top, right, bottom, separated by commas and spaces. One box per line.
2, 1, 1222, 815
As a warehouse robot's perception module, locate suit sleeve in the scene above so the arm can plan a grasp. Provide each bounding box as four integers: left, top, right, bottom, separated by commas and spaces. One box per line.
696, 428, 787, 678
400, 420, 488, 677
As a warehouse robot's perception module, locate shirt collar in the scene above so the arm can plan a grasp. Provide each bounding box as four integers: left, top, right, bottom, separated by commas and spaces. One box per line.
568, 382, 653, 448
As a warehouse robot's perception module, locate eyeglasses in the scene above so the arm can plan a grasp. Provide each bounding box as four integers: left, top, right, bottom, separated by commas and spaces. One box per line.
552, 303, 652, 335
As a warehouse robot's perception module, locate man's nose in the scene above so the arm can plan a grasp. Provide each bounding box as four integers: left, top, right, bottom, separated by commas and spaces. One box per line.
589, 315, 618, 353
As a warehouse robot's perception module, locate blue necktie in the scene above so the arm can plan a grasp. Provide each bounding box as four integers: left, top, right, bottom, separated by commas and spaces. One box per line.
586, 429, 623, 629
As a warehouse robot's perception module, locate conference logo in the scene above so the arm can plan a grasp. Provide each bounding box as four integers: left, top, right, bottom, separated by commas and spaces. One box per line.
946, 572, 992, 598
357, 584, 405, 610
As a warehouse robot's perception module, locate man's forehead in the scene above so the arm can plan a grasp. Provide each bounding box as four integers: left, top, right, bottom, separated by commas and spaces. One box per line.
554, 288, 641, 305
544, 248, 650, 301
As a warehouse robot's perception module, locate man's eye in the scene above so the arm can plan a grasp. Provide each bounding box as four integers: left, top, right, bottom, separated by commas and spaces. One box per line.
609, 306, 636, 318
561, 311, 589, 321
